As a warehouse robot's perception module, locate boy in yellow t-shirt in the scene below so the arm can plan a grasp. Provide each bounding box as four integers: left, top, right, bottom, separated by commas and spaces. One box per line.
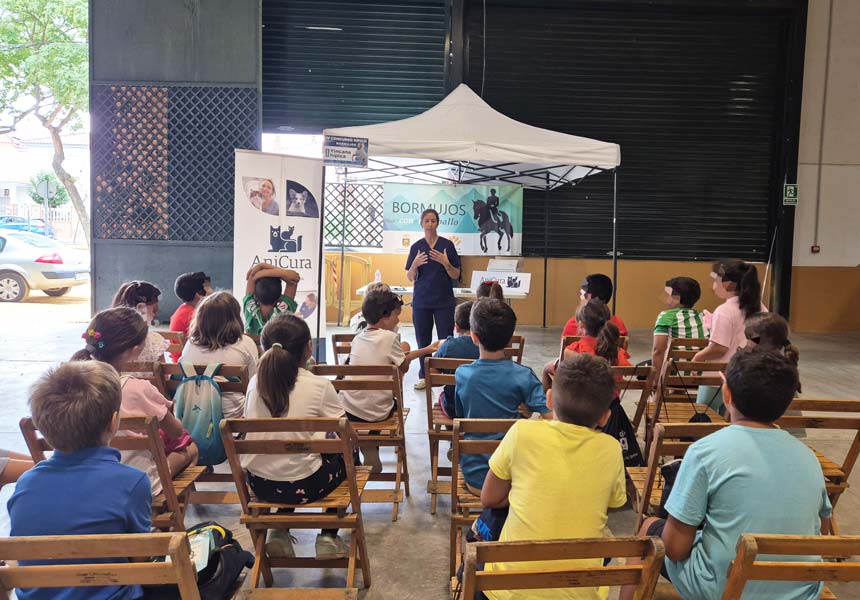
480, 353, 627, 600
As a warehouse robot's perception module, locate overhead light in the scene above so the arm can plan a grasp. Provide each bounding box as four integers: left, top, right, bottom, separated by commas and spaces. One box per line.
305, 26, 343, 31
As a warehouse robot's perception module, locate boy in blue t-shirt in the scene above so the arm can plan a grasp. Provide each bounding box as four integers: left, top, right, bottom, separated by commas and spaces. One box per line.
454, 298, 550, 494
9, 361, 152, 600
621, 348, 832, 600
433, 301, 480, 417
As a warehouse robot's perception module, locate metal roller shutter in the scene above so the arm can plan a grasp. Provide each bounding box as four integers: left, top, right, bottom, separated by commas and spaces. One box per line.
465, 1, 800, 261
262, 0, 447, 133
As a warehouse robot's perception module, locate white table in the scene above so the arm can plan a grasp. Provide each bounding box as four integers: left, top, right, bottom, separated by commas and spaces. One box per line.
355, 284, 528, 300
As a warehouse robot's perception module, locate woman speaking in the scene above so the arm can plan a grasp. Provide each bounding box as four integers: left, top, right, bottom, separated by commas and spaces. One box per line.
405, 208, 461, 389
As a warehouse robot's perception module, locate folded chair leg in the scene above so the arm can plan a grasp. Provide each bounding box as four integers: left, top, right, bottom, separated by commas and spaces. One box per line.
449, 521, 459, 577
429, 436, 439, 514
356, 519, 372, 588
401, 441, 411, 497
347, 531, 358, 588
249, 529, 267, 589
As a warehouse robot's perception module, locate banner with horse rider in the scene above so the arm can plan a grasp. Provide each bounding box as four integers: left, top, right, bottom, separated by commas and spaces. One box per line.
381, 183, 522, 256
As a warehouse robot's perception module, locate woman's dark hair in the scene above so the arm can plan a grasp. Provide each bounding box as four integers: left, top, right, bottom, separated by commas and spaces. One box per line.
745, 312, 801, 392
713, 259, 762, 319
189, 291, 244, 350
420, 208, 440, 222
257, 315, 311, 417
111, 281, 161, 308
666, 277, 701, 308
476, 281, 504, 301
71, 307, 148, 367
577, 298, 621, 365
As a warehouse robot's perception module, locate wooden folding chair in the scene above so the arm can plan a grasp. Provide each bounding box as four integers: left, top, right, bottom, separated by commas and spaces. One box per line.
560, 335, 629, 361
645, 359, 728, 455
120, 360, 168, 396
312, 364, 409, 521
20, 416, 204, 532
461, 537, 665, 600
627, 422, 729, 532
331, 333, 355, 365
663, 337, 711, 361
450, 418, 518, 577
778, 398, 860, 535
0, 532, 200, 599
615, 365, 656, 433
158, 362, 250, 505
504, 334, 525, 364
721, 534, 860, 599
423, 357, 476, 514
157, 330, 187, 358
221, 417, 371, 590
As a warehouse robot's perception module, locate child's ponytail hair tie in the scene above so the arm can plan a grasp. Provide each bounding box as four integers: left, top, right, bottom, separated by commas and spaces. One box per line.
82, 328, 105, 352
270, 342, 283, 349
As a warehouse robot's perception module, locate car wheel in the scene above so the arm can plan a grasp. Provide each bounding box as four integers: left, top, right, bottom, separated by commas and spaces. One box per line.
44, 287, 72, 297
0, 272, 29, 302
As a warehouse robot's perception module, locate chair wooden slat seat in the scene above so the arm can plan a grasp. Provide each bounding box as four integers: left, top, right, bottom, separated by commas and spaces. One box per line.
626, 467, 664, 516
814, 450, 846, 480
455, 471, 482, 511
432, 406, 454, 428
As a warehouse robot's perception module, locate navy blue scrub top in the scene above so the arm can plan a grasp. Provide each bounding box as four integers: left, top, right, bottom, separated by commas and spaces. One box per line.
405, 237, 460, 309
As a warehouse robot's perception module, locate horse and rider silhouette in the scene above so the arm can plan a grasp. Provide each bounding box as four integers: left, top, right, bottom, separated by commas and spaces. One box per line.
473, 189, 513, 252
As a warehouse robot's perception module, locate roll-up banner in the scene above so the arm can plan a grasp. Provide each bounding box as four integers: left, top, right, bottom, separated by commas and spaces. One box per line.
234, 150, 325, 345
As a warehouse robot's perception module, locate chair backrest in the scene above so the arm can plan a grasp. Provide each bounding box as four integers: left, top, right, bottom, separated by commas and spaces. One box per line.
721, 534, 860, 600
19, 415, 182, 528
119, 361, 167, 396
634, 422, 729, 530
312, 364, 403, 425
220, 417, 361, 516
560, 335, 629, 361
779, 398, 860, 480
655, 359, 727, 416
424, 357, 476, 427
331, 333, 356, 365
504, 334, 525, 364
159, 363, 250, 398
462, 537, 665, 600
0, 532, 200, 600
157, 330, 187, 357
613, 365, 656, 430
451, 419, 517, 513
665, 337, 711, 361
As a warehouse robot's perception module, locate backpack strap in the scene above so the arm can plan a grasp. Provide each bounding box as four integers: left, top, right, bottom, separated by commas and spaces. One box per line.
179, 361, 198, 379
203, 363, 222, 379
119, 375, 131, 388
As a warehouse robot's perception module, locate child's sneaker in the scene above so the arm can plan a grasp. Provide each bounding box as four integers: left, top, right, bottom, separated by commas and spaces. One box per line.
265, 529, 296, 558
315, 533, 349, 559
361, 446, 383, 474
414, 378, 426, 390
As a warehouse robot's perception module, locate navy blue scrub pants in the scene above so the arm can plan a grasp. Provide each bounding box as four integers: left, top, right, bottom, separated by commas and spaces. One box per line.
412, 305, 455, 379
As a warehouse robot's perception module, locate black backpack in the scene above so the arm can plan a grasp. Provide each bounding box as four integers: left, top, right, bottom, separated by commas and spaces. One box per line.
601, 397, 645, 467
144, 521, 254, 600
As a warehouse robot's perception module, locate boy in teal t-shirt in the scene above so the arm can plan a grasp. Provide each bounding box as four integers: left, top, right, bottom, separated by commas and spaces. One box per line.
243, 263, 299, 335
621, 348, 831, 600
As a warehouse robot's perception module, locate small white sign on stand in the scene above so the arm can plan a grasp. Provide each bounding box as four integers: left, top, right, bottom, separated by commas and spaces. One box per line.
470, 270, 531, 293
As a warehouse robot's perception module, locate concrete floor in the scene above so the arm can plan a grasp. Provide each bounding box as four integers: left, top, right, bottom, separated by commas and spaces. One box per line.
1, 288, 859, 598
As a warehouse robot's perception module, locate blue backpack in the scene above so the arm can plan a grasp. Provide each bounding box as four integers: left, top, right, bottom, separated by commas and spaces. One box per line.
174, 362, 227, 466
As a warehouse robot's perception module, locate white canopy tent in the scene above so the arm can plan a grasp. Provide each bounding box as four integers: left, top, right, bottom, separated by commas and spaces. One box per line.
322, 84, 622, 323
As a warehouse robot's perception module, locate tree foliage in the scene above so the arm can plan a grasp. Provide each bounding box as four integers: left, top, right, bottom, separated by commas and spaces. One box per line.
0, 0, 90, 243
28, 170, 69, 208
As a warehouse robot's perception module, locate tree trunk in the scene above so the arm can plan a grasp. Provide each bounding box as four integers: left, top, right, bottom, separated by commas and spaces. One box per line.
47, 124, 90, 246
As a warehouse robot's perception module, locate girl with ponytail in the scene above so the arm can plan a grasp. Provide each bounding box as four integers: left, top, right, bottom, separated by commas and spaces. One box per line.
241, 314, 349, 560
745, 312, 801, 392
562, 299, 631, 366
111, 280, 170, 362
73, 307, 198, 489
693, 259, 768, 412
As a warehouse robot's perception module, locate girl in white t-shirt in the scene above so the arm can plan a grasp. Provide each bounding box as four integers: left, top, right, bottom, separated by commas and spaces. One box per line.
242, 314, 348, 560
180, 292, 258, 418
693, 259, 766, 411
111, 280, 170, 362
72, 307, 198, 491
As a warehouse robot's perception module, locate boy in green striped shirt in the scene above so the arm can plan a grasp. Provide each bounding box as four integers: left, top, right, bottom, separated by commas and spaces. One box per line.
651, 277, 708, 381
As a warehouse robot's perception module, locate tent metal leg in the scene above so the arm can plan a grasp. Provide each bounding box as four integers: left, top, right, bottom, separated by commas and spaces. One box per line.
542, 178, 550, 328
611, 169, 618, 315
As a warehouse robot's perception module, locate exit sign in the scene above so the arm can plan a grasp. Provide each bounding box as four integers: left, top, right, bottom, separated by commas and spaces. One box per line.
783, 183, 798, 206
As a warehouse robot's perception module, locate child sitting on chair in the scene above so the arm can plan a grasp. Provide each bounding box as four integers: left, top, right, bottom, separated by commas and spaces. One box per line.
479, 354, 627, 600
73, 307, 198, 492
243, 263, 301, 336
243, 314, 349, 560
455, 298, 550, 495
168, 271, 212, 362
9, 361, 152, 600
111, 280, 170, 362
433, 301, 479, 418
621, 348, 831, 600
650, 276, 708, 381
562, 273, 628, 337
339, 289, 439, 472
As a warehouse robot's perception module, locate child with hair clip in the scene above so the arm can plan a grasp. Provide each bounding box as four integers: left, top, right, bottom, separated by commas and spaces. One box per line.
72, 307, 198, 492
693, 259, 767, 412
242, 314, 349, 560
180, 291, 258, 418
475, 280, 505, 301
111, 280, 170, 362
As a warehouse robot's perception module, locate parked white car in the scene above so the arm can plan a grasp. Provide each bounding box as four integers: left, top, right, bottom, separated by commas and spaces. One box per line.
0, 231, 90, 302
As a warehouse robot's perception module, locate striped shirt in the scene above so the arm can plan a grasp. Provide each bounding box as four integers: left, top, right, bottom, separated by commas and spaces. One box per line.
653, 307, 708, 339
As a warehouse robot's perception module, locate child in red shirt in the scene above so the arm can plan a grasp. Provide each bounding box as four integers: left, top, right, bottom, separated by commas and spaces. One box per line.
561, 273, 628, 337
168, 271, 211, 362
564, 298, 630, 366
